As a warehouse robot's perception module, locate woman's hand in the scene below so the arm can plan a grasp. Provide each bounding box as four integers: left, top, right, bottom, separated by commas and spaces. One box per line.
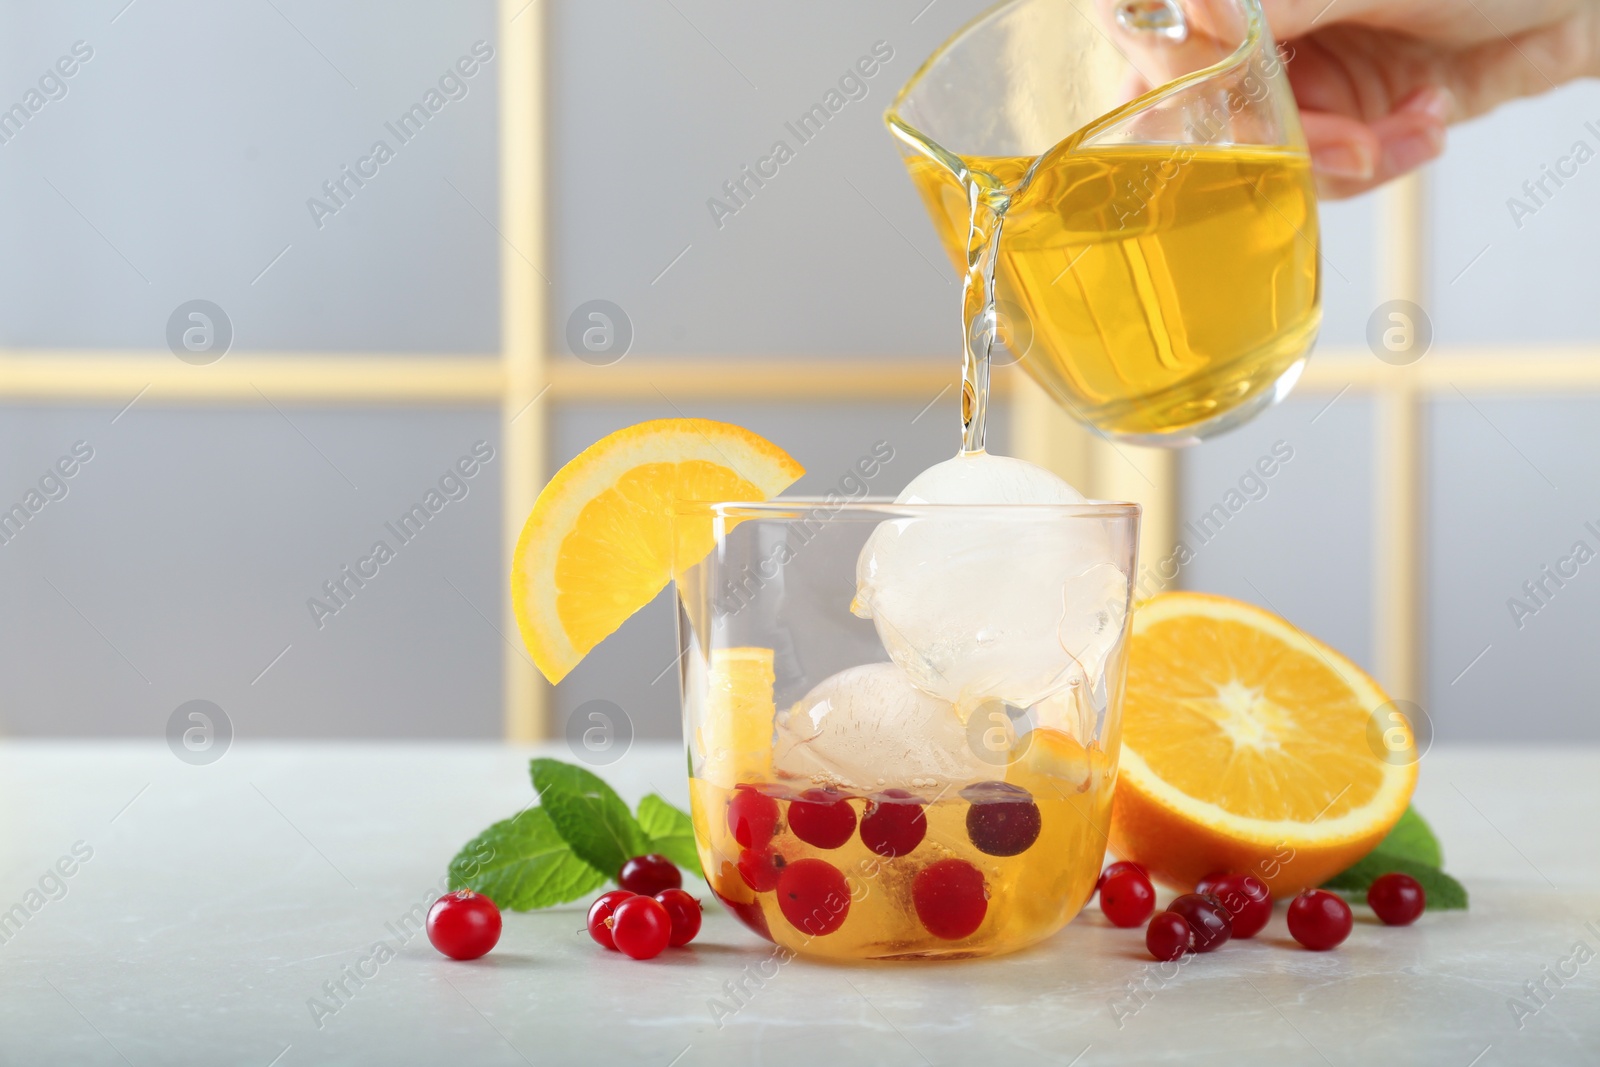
1264, 0, 1600, 196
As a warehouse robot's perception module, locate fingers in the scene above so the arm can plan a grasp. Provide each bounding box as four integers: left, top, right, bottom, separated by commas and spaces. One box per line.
1303, 87, 1452, 199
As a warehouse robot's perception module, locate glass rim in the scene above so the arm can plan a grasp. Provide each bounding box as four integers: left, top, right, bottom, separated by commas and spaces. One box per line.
886, 0, 1268, 161
669, 496, 1142, 520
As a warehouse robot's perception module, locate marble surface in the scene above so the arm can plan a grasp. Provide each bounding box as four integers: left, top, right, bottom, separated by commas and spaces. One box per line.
0, 741, 1596, 1066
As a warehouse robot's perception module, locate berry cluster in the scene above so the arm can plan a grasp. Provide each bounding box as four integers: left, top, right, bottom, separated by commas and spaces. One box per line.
725, 781, 1031, 942
588, 854, 704, 959
1095, 862, 1426, 960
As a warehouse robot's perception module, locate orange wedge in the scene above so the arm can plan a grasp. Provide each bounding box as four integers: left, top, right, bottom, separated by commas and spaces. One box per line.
1109, 592, 1415, 895
512, 419, 803, 683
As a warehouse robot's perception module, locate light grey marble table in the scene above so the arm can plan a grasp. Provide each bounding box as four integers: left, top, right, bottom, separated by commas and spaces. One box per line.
0, 741, 1596, 1066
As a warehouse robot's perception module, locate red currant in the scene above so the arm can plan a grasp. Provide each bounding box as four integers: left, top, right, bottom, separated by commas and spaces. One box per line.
586, 889, 635, 950
962, 781, 1042, 857
736, 846, 785, 892
610, 894, 672, 959
776, 858, 851, 937
859, 789, 927, 858
786, 789, 857, 849
618, 854, 681, 896
426, 890, 502, 960
912, 859, 988, 940
1205, 872, 1273, 939
1145, 910, 1193, 961
1098, 860, 1149, 894
1287, 890, 1353, 950
728, 786, 780, 849
1099, 868, 1156, 928
1168, 893, 1231, 952
653, 888, 703, 946
1368, 872, 1425, 926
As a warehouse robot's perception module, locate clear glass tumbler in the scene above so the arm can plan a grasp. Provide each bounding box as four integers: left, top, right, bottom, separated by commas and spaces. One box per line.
674, 498, 1140, 961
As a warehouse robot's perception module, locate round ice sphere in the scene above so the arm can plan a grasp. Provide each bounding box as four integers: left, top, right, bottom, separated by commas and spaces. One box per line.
772, 662, 997, 792
853, 452, 1127, 708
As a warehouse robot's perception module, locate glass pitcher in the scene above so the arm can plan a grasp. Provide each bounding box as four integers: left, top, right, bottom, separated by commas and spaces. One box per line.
888, 0, 1318, 446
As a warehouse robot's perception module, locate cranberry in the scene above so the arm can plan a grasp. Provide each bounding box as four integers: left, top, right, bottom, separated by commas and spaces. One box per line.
737, 846, 785, 892
728, 786, 780, 849
654, 888, 703, 946
776, 858, 851, 937
1287, 890, 1353, 950
787, 789, 857, 850
426, 890, 502, 960
962, 781, 1042, 857
1099, 867, 1156, 928
586, 889, 635, 950
1205, 872, 1272, 939
859, 789, 927, 858
1368, 873, 1426, 926
1146, 910, 1194, 961
1168, 893, 1231, 952
611, 894, 672, 959
1098, 860, 1149, 894
912, 859, 988, 940
618, 854, 681, 896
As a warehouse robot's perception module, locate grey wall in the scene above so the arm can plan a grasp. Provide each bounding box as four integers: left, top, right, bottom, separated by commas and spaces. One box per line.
3, 1, 1597, 742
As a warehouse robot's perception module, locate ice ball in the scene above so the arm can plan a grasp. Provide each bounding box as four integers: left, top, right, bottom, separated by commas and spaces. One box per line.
772, 662, 999, 792
852, 451, 1128, 708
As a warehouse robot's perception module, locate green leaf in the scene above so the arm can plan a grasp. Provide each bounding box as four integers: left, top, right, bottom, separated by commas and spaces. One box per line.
1323, 849, 1469, 911
530, 758, 650, 879
637, 794, 703, 880
1372, 806, 1444, 868
447, 807, 607, 911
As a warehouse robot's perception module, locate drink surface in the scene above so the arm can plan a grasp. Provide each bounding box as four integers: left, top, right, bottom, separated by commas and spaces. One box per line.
689, 746, 1113, 961
907, 144, 1320, 439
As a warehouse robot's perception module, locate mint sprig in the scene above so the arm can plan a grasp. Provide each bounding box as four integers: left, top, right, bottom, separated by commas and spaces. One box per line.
1323, 805, 1468, 910
447, 758, 703, 911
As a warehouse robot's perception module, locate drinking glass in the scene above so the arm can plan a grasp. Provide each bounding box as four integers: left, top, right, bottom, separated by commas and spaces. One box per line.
888, 0, 1318, 446
674, 498, 1140, 961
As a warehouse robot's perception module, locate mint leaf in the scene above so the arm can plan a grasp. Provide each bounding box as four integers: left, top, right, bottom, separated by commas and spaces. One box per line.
637, 794, 703, 879
1371, 806, 1443, 868
447, 808, 607, 910
530, 758, 650, 879
1324, 852, 1468, 910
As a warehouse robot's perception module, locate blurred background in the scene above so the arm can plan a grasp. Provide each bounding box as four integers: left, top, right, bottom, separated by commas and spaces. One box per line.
2, 0, 1597, 746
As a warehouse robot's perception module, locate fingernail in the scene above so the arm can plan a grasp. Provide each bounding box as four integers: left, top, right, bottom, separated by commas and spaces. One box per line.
1384, 127, 1445, 175
1314, 142, 1375, 180
1406, 86, 1455, 124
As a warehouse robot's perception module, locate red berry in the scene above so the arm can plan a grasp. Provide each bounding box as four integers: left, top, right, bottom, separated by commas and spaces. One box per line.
1288, 890, 1353, 950
775, 858, 851, 937
1098, 860, 1149, 894
1368, 873, 1426, 926
618, 854, 681, 896
859, 789, 927, 858
610, 895, 672, 959
426, 890, 502, 960
962, 781, 1042, 857
787, 789, 857, 850
1205, 873, 1273, 939
1099, 868, 1156, 928
1168, 893, 1231, 952
586, 889, 635, 950
737, 847, 785, 892
913, 859, 988, 940
653, 888, 703, 946
1146, 910, 1193, 961
728, 786, 780, 849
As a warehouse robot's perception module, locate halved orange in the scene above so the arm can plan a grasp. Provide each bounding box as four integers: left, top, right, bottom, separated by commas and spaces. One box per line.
1109, 592, 1415, 895
512, 419, 803, 683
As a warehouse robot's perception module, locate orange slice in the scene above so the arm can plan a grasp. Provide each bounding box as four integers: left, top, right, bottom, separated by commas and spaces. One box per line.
512, 419, 803, 683
1109, 592, 1415, 895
